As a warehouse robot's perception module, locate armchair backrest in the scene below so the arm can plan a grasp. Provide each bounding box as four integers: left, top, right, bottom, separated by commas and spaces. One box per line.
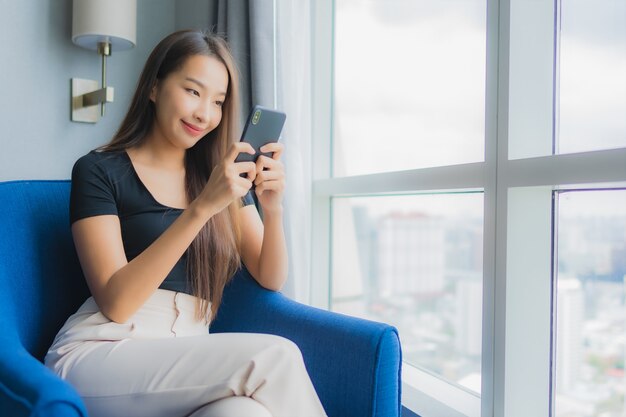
0, 180, 90, 361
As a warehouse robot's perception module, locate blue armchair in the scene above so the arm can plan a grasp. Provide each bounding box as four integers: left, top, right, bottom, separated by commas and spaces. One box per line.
0, 180, 402, 417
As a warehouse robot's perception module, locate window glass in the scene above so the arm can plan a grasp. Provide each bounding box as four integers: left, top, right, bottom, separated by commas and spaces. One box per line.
558, 0, 626, 154
331, 193, 484, 393
333, 0, 486, 177
554, 189, 626, 416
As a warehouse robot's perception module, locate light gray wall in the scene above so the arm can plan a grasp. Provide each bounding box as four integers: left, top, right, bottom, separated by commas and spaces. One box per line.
0, 0, 176, 181
176, 0, 212, 31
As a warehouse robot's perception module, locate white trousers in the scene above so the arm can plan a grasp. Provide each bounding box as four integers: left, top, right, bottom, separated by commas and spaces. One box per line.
44, 289, 327, 417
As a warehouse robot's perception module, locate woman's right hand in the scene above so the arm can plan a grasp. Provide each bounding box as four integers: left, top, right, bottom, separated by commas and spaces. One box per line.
194, 142, 257, 216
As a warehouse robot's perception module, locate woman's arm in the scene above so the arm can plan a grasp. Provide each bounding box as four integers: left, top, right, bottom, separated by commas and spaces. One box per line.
239, 142, 288, 291
72, 202, 215, 324
74, 143, 257, 324
239, 205, 288, 291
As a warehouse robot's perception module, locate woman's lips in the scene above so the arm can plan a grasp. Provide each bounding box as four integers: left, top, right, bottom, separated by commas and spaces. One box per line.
181, 120, 205, 136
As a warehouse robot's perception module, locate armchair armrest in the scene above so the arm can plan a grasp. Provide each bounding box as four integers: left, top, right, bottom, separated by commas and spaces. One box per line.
0, 339, 87, 417
210, 268, 402, 417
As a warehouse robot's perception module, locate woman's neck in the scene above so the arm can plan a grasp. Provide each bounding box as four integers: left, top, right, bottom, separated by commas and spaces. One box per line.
132, 132, 186, 172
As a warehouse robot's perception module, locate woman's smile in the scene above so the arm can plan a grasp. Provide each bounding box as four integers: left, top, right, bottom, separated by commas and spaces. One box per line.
181, 120, 205, 137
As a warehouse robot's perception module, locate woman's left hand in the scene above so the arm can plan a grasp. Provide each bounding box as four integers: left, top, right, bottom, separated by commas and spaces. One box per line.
254, 142, 286, 213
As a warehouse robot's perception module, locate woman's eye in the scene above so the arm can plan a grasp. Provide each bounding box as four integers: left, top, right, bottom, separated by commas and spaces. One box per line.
215, 100, 224, 107
186, 88, 200, 96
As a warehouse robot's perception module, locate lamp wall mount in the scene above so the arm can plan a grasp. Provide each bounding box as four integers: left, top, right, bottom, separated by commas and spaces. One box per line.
71, 41, 113, 123
71, 79, 114, 123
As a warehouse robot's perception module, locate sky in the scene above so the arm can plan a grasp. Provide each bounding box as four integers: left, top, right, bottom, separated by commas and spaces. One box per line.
332, 0, 626, 218
333, 0, 486, 177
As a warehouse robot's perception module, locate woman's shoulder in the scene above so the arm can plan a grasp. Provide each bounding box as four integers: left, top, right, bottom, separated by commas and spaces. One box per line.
74, 149, 128, 170
72, 149, 130, 181
76, 149, 127, 164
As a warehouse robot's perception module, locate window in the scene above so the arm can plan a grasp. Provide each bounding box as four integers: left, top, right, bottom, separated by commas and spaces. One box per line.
331, 193, 484, 392
310, 0, 626, 416
333, 0, 486, 177
554, 190, 626, 417
558, 0, 626, 154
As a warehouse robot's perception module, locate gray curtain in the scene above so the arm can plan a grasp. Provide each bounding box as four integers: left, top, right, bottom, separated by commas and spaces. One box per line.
207, 0, 301, 300
208, 0, 276, 125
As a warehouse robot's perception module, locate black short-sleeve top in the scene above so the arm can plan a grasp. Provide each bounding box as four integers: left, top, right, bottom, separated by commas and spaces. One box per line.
70, 150, 255, 294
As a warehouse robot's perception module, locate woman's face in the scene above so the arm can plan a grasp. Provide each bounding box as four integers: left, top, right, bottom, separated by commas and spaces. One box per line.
149, 54, 229, 150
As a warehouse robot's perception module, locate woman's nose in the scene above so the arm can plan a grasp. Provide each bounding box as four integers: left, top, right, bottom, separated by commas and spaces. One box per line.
193, 101, 213, 124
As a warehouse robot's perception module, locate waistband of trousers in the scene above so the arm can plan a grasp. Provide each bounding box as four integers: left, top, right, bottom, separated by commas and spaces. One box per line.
147, 289, 204, 313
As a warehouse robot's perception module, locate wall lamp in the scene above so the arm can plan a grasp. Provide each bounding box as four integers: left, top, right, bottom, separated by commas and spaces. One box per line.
71, 0, 136, 123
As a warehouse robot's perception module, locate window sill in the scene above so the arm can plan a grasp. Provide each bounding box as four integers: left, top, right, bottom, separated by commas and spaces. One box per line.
402, 364, 481, 417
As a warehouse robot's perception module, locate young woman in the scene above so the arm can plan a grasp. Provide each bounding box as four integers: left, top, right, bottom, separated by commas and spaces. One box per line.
44, 29, 326, 417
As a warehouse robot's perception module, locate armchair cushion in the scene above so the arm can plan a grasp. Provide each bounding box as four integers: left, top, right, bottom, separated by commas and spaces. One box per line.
211, 268, 402, 417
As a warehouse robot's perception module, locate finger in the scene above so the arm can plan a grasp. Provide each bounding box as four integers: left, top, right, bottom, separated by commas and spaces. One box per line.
260, 142, 283, 160
234, 161, 257, 181
259, 142, 282, 153
255, 179, 284, 196
236, 175, 254, 191
256, 155, 283, 172
227, 142, 256, 162
254, 170, 283, 186
234, 161, 256, 174
255, 182, 266, 196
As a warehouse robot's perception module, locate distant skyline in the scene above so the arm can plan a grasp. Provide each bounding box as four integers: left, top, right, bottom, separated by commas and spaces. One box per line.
333, 193, 624, 407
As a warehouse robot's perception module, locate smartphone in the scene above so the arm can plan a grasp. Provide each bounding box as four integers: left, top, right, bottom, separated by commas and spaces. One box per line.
235, 105, 286, 164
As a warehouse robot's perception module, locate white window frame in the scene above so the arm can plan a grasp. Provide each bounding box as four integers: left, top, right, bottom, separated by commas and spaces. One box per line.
310, 1, 626, 416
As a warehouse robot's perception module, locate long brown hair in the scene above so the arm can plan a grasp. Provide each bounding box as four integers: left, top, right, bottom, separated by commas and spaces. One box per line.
99, 29, 243, 322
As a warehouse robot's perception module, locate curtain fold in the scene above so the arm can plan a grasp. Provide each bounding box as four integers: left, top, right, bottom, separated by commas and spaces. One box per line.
209, 0, 275, 122
275, 1, 313, 303
207, 0, 312, 302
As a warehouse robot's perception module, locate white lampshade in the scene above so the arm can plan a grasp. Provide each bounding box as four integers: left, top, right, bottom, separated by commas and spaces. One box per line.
72, 0, 137, 51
